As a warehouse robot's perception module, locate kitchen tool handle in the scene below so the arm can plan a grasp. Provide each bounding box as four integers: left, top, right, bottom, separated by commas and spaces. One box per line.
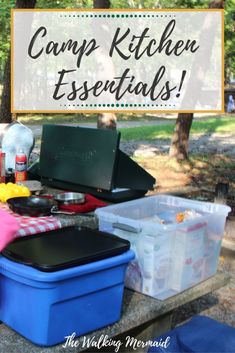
51, 206, 76, 215
51, 206, 94, 217
112, 222, 141, 233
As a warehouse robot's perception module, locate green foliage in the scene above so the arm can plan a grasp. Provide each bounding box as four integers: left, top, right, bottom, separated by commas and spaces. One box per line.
37, 0, 93, 9
0, 0, 14, 80
110, 0, 157, 8
224, 0, 235, 84
156, 0, 208, 9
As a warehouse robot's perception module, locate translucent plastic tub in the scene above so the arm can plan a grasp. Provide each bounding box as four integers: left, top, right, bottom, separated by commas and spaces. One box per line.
95, 195, 230, 300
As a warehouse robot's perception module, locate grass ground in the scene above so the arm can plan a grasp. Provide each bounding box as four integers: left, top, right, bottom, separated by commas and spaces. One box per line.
18, 112, 168, 124
120, 116, 235, 140
19, 114, 235, 140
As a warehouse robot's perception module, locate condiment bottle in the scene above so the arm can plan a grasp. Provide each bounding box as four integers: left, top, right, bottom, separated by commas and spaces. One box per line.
15, 149, 27, 182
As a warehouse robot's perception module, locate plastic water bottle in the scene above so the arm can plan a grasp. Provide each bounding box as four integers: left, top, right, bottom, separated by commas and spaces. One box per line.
15, 149, 27, 182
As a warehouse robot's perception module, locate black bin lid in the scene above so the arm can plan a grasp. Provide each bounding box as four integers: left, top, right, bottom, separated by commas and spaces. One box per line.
1, 226, 130, 272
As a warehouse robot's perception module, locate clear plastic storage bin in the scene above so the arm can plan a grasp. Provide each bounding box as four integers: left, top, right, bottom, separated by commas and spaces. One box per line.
95, 195, 230, 300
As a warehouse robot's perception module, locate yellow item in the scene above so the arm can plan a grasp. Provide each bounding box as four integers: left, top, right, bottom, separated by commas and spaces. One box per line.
0, 183, 31, 203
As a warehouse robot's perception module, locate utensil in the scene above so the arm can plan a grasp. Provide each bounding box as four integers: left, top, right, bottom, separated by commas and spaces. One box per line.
50, 206, 93, 217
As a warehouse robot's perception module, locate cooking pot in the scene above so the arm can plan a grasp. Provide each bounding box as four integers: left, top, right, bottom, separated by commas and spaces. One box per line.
54, 192, 85, 206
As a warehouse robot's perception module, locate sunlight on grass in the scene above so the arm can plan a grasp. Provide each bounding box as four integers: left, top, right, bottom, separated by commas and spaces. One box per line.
191, 117, 235, 134
119, 124, 174, 140
120, 116, 235, 141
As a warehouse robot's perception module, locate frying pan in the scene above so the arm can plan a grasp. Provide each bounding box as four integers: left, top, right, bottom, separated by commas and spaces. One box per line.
7, 196, 94, 217
7, 197, 76, 217
7, 197, 54, 217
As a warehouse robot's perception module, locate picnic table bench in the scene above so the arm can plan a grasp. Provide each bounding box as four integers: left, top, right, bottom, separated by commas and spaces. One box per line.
0, 196, 230, 353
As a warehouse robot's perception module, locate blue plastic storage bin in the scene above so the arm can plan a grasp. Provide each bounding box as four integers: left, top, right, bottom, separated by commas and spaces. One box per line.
0, 250, 134, 346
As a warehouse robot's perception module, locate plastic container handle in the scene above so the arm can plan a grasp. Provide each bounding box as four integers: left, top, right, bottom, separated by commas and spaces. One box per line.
112, 222, 141, 233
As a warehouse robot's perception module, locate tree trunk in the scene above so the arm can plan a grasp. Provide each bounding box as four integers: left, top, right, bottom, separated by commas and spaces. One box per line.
94, 0, 110, 8
169, 0, 224, 160
0, 0, 36, 123
0, 53, 11, 123
16, 0, 36, 8
97, 113, 117, 130
93, 0, 117, 130
208, 0, 224, 8
169, 113, 193, 160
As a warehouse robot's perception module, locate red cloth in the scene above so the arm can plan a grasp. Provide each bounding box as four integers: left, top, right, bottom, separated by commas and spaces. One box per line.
59, 194, 107, 213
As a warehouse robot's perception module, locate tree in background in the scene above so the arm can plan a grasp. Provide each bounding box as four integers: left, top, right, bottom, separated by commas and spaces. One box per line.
0, 0, 37, 123
169, 0, 224, 160
93, 0, 117, 130
0, 0, 92, 123
0, 0, 14, 80
94, 0, 110, 6
225, 0, 235, 85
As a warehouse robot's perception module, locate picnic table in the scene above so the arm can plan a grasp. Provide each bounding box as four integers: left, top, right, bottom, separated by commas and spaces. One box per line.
0, 195, 230, 353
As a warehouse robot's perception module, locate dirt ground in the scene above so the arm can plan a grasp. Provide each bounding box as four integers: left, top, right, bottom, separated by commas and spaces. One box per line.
135, 154, 235, 194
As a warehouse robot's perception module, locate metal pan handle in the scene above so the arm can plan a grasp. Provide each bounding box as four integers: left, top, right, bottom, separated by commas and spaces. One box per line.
50, 206, 94, 217
50, 206, 76, 215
